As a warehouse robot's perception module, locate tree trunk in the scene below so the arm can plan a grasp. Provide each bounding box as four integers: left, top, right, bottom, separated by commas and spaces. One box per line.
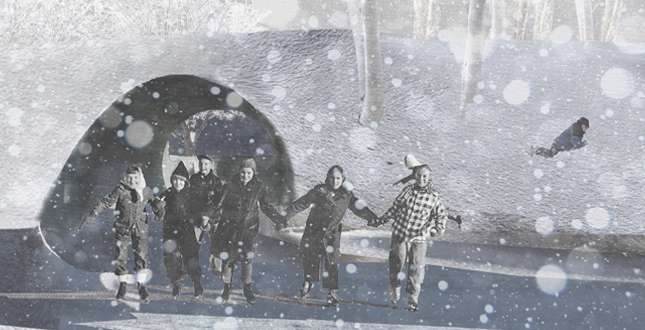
348, 0, 366, 106
358, 0, 384, 126
513, 0, 530, 40
600, 0, 623, 42
490, 0, 507, 39
413, 0, 426, 39
575, 0, 595, 41
460, 0, 488, 118
425, 0, 440, 38
532, 0, 554, 40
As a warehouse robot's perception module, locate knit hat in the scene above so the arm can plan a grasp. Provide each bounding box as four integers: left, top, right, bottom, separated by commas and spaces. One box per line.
240, 158, 257, 173
405, 154, 423, 169
171, 161, 190, 186
197, 155, 213, 162
577, 117, 590, 128
394, 154, 430, 185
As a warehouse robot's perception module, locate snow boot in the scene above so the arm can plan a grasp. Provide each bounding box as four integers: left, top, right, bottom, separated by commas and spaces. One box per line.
408, 296, 420, 312
193, 277, 204, 298
221, 283, 232, 303
116, 282, 127, 300
298, 280, 313, 300
171, 280, 182, 299
243, 283, 256, 305
326, 289, 340, 307
389, 286, 401, 304
138, 283, 149, 302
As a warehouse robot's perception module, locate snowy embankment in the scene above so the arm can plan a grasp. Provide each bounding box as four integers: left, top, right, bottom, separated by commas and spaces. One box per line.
0, 30, 643, 253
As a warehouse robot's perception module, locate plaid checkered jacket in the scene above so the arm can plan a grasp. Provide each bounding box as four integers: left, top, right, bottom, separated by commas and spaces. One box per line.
380, 183, 447, 242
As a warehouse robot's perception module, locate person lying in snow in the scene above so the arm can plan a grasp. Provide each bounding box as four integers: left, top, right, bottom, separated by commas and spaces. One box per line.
78, 165, 157, 302
530, 117, 590, 158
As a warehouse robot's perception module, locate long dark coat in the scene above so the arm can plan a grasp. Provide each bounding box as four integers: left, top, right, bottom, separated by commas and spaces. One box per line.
286, 184, 377, 264
152, 187, 197, 242
207, 177, 279, 262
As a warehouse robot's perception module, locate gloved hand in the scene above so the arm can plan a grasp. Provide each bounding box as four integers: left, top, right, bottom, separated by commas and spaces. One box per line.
367, 219, 380, 227
78, 212, 97, 231
581, 140, 588, 147
430, 228, 438, 237
200, 222, 212, 233
275, 220, 288, 231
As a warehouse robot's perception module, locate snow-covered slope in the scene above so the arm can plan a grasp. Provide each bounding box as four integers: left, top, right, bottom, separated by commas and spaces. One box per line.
0, 30, 643, 255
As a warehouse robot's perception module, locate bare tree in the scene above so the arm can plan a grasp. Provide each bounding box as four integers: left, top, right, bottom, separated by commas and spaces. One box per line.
575, 0, 595, 41
171, 110, 246, 157
348, 0, 384, 126
413, 0, 441, 39
532, 0, 554, 40
600, 0, 623, 42
460, 0, 490, 118
513, 0, 531, 40
489, 0, 508, 39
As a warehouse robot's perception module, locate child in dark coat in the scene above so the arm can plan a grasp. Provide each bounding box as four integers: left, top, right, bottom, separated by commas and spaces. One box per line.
152, 161, 204, 299
283, 165, 378, 307
78, 165, 156, 301
203, 158, 282, 305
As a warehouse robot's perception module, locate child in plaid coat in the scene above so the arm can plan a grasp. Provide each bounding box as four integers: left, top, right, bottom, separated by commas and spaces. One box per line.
372, 155, 447, 311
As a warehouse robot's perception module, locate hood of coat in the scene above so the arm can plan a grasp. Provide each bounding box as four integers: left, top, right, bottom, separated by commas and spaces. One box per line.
119, 167, 147, 201
571, 122, 586, 138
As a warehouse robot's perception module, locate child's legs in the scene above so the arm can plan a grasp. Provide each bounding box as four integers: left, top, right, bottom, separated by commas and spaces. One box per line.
221, 260, 234, 285
131, 226, 148, 273
163, 238, 183, 283
114, 229, 132, 276
241, 259, 253, 285
322, 249, 339, 290
536, 143, 559, 158
180, 235, 202, 282
389, 238, 408, 289
301, 251, 322, 282
405, 241, 428, 303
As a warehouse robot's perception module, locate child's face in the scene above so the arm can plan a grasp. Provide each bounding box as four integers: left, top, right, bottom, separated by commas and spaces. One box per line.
171, 177, 185, 191
240, 167, 254, 184
125, 173, 140, 187
415, 167, 431, 187
328, 170, 343, 190
199, 159, 213, 175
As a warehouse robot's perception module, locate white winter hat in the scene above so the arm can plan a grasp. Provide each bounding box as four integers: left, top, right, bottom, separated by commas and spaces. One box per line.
405, 154, 423, 169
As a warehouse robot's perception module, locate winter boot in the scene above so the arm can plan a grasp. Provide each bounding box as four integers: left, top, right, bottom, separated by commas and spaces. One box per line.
138, 283, 149, 302
116, 282, 127, 300
388, 286, 401, 305
171, 280, 182, 299
193, 277, 204, 298
243, 283, 256, 305
298, 280, 313, 300
326, 289, 340, 307
408, 295, 420, 312
221, 283, 232, 303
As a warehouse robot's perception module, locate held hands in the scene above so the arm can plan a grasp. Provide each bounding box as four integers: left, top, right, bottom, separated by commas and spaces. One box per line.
368, 216, 384, 228
200, 216, 211, 232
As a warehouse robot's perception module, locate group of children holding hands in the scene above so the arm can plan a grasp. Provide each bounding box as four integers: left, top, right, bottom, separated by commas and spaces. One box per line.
79, 154, 448, 312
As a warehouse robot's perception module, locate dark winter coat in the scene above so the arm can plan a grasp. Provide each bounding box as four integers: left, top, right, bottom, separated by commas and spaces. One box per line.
152, 187, 198, 241
554, 122, 585, 151
89, 181, 155, 234
285, 184, 378, 263
189, 170, 223, 215
206, 177, 280, 262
